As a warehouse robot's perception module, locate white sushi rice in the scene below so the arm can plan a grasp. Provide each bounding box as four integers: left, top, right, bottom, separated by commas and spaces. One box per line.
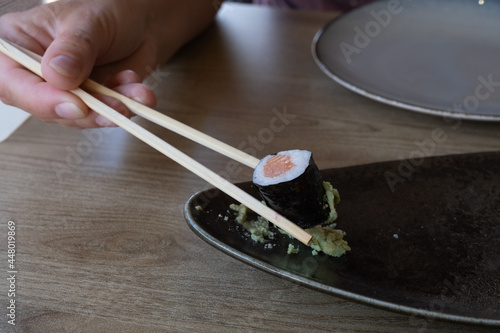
253, 149, 312, 186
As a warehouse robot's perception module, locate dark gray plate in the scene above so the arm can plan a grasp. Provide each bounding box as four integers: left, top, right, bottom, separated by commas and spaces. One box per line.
312, 0, 500, 121
184, 152, 500, 326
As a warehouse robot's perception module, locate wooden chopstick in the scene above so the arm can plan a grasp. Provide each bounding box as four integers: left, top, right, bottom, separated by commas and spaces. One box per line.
0, 38, 312, 245
7, 42, 260, 169
82, 79, 260, 169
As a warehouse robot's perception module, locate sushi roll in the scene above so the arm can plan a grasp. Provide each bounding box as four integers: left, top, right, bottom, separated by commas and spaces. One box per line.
253, 149, 329, 229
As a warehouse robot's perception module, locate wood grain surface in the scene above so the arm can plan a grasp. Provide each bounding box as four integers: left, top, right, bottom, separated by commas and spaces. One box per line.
1, 3, 500, 332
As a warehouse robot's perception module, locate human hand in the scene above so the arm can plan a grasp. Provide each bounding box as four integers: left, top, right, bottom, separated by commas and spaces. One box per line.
0, 0, 217, 128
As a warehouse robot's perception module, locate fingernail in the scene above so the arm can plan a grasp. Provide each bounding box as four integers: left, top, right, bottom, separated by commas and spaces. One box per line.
55, 103, 85, 119
95, 115, 116, 127
133, 96, 145, 104
49, 55, 80, 79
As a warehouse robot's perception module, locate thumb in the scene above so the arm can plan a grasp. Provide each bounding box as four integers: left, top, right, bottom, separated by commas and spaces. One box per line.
41, 29, 99, 91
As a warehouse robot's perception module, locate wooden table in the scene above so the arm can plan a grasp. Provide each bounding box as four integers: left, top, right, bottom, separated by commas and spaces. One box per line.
1, 3, 500, 332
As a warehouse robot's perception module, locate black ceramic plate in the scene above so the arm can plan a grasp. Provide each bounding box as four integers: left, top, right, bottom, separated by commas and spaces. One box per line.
184, 152, 500, 326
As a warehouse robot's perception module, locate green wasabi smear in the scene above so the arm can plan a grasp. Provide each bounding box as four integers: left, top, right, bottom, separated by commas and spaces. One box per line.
229, 181, 350, 257
322, 181, 340, 224
230, 203, 275, 244
306, 225, 351, 257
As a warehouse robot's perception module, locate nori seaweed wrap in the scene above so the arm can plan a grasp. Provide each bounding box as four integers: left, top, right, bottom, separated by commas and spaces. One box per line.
252, 150, 329, 229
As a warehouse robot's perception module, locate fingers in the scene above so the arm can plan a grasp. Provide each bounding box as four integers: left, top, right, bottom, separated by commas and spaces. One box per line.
104, 69, 156, 106
54, 76, 157, 128
103, 69, 143, 88
41, 26, 99, 91
102, 69, 158, 114
0, 53, 89, 122
91, 72, 157, 126
92, 94, 131, 128
1, 52, 155, 129
0, 9, 50, 55
70, 71, 157, 128
81, 84, 156, 128
1, 2, 102, 91
0, 0, 159, 129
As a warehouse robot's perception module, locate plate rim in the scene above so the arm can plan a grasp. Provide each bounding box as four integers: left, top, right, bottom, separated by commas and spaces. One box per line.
184, 190, 500, 327
311, 0, 500, 122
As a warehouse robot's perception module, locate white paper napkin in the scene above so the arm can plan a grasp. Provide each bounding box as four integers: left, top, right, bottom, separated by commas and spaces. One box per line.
0, 102, 31, 143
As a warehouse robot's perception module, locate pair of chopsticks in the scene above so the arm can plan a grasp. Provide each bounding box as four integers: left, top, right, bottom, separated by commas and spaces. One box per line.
0, 38, 313, 245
